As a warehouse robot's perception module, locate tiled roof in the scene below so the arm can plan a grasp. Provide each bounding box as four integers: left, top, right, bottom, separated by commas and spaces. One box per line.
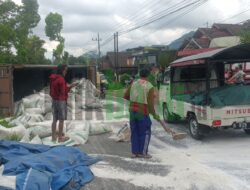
198, 28, 231, 38
212, 23, 243, 35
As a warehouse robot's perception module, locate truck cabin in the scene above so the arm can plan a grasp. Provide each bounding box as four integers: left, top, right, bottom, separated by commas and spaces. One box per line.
164, 44, 250, 106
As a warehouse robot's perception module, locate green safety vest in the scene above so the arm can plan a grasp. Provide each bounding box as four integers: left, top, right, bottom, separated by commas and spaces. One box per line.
129, 79, 153, 105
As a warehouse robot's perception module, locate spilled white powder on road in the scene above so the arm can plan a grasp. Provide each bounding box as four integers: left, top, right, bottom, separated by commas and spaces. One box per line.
90, 135, 250, 190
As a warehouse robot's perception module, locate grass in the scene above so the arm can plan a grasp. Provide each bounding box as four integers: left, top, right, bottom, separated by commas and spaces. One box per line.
5, 133, 22, 141
0, 119, 13, 128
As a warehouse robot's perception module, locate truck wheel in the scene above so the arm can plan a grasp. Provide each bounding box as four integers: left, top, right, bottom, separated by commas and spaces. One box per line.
189, 116, 203, 140
244, 129, 250, 135
163, 103, 175, 123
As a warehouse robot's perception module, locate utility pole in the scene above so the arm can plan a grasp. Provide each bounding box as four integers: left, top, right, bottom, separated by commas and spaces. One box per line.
116, 32, 119, 79
92, 33, 102, 70
114, 32, 119, 81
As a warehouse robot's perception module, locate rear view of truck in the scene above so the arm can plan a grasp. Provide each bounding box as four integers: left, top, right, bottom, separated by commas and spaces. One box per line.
159, 44, 250, 140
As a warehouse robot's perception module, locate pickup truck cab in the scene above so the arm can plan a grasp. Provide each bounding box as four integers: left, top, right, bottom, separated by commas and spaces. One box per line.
159, 44, 250, 139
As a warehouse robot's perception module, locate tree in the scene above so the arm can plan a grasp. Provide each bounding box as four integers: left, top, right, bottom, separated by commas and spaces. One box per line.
15, 0, 41, 63
0, 0, 19, 24
158, 50, 176, 69
0, 0, 47, 64
45, 13, 62, 41
62, 51, 69, 64
17, 0, 40, 35
22, 35, 46, 64
68, 55, 87, 65
0, 0, 18, 63
45, 12, 64, 64
240, 25, 250, 44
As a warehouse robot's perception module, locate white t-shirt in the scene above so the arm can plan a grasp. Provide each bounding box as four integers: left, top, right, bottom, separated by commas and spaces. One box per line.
234, 70, 245, 83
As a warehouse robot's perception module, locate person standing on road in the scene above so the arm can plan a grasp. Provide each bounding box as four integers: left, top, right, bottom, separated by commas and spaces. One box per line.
124, 68, 160, 159
49, 64, 76, 142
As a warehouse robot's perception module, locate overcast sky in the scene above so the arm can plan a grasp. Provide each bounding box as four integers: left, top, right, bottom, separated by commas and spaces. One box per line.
13, 0, 250, 58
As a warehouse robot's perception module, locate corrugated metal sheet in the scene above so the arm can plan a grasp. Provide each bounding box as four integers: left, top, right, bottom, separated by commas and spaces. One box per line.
172, 44, 250, 66
172, 48, 225, 64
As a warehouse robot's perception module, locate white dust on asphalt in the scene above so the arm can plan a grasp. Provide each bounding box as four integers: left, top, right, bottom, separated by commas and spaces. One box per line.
90, 129, 250, 190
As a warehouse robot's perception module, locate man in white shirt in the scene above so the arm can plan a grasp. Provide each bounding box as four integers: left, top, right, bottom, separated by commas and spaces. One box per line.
227, 64, 245, 84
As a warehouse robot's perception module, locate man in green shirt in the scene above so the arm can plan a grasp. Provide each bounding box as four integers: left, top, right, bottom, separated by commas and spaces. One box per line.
124, 68, 160, 159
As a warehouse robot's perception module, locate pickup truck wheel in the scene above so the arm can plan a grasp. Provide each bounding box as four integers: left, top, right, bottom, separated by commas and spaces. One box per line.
189, 116, 203, 140
244, 129, 250, 135
163, 103, 174, 123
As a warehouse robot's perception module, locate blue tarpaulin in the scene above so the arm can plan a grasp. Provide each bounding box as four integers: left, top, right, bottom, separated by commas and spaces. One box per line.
0, 140, 99, 190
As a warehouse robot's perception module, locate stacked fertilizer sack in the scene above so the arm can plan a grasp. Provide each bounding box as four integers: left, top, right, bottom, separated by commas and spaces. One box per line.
0, 79, 109, 146
109, 122, 131, 142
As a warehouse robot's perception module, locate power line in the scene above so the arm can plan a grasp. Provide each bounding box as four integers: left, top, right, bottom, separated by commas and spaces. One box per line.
101, 0, 198, 47
118, 0, 190, 34
119, 0, 209, 51
100, 0, 164, 40
119, 0, 207, 35
101, 0, 188, 45
102, 0, 208, 54
111, 0, 169, 31
219, 8, 250, 23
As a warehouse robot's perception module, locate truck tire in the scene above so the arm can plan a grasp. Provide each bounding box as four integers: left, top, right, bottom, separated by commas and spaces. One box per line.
163, 103, 175, 123
244, 129, 250, 135
188, 116, 203, 140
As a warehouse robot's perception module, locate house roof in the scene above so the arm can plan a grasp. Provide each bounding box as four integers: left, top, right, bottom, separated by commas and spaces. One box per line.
196, 28, 231, 39
171, 43, 250, 67
105, 52, 131, 67
177, 48, 218, 57
212, 23, 243, 36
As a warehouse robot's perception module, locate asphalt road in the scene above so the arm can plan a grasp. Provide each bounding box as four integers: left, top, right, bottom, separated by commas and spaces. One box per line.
80, 118, 250, 190
76, 95, 250, 190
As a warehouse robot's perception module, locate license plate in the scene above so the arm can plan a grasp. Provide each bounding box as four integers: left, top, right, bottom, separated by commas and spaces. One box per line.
232, 122, 249, 129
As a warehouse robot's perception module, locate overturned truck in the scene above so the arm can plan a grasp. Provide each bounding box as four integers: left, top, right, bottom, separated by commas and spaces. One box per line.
159, 43, 250, 139
0, 65, 97, 116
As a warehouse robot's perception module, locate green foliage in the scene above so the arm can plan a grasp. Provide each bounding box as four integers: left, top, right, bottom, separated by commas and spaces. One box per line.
62, 51, 69, 64
22, 35, 46, 64
107, 82, 124, 90
68, 55, 87, 65
45, 12, 64, 64
5, 133, 22, 141
15, 0, 41, 63
240, 27, 250, 44
158, 50, 176, 68
105, 70, 115, 84
17, 0, 40, 34
0, 0, 19, 24
0, 119, 13, 128
120, 73, 131, 85
0, 0, 46, 64
0, 0, 18, 63
45, 12, 63, 41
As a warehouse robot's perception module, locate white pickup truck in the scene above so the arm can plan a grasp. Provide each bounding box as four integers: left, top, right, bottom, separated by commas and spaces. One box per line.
159, 44, 250, 139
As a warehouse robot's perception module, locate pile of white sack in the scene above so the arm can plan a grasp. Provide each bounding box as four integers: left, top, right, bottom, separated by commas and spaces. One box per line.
0, 79, 109, 146
109, 122, 131, 142
14, 79, 103, 119
0, 120, 112, 146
